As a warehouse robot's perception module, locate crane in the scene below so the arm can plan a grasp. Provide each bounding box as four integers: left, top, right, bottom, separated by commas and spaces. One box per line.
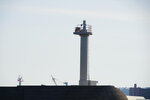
51, 75, 68, 86
51, 75, 57, 85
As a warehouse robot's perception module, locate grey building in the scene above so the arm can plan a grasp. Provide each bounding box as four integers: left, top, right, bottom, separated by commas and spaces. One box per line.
129, 84, 150, 99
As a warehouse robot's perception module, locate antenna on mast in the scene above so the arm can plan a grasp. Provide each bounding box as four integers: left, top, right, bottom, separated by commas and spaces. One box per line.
17, 75, 23, 86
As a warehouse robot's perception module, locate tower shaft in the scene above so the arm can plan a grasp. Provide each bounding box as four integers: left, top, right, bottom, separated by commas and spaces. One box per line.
79, 36, 89, 85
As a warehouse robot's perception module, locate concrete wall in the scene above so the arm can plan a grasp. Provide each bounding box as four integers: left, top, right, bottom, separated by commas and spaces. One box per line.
0, 86, 127, 100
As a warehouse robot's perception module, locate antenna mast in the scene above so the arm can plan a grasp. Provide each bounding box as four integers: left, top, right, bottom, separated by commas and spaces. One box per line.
17, 75, 23, 86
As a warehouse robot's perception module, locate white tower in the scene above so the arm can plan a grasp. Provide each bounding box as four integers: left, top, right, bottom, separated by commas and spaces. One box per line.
74, 20, 98, 86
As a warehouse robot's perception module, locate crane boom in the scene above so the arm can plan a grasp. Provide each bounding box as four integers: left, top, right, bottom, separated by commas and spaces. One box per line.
51, 75, 57, 85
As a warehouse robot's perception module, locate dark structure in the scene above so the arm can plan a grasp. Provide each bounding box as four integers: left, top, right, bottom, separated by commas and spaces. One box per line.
0, 86, 128, 100
129, 84, 150, 99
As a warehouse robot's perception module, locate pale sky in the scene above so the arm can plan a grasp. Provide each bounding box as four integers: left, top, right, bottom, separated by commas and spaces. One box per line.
0, 0, 150, 87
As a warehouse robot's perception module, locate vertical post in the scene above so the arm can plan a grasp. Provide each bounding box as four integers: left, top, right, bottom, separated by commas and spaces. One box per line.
18, 76, 23, 86
79, 35, 89, 85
